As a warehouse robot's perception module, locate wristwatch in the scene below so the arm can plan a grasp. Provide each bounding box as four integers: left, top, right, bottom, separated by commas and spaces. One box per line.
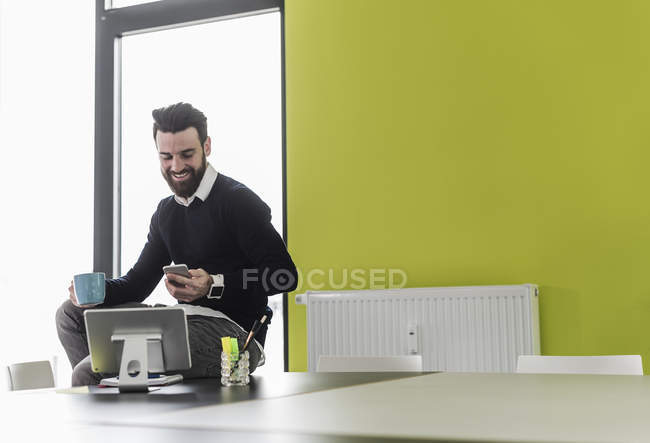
207, 274, 224, 299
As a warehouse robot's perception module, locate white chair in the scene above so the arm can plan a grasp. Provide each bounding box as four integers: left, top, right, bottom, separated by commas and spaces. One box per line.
516, 355, 643, 375
317, 355, 423, 372
6, 360, 55, 391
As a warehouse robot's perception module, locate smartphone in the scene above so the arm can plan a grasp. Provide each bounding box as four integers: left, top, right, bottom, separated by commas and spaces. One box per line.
163, 264, 191, 287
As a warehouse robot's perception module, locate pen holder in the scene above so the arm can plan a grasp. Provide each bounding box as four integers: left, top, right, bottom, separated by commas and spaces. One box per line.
221, 350, 250, 386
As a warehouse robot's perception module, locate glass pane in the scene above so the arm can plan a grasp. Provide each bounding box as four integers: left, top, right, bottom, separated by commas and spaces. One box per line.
120, 12, 283, 373
0, 0, 94, 387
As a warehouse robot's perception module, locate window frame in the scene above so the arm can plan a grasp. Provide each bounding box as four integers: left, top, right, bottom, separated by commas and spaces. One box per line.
94, 0, 289, 370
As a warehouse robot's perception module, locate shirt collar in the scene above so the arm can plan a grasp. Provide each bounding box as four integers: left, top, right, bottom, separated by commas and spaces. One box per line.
174, 163, 218, 207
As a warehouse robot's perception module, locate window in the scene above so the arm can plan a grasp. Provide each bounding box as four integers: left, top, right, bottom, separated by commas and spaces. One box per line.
0, 0, 94, 387
119, 12, 284, 373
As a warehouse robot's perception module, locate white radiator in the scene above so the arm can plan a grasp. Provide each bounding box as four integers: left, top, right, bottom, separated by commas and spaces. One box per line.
295, 284, 540, 373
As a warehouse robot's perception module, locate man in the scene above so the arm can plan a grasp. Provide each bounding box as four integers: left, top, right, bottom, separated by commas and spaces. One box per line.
56, 102, 297, 386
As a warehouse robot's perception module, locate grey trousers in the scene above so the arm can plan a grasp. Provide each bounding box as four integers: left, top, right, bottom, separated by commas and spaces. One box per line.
55, 299, 261, 386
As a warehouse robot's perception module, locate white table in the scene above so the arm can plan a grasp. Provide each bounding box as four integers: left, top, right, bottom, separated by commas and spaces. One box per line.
99, 372, 650, 442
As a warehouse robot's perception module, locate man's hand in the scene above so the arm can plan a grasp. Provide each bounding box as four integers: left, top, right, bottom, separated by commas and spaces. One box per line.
165, 268, 212, 303
68, 280, 101, 309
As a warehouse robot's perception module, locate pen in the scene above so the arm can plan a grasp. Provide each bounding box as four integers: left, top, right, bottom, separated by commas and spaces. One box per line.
242, 314, 268, 352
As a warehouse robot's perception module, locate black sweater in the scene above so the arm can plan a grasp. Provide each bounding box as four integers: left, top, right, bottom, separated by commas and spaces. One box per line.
104, 173, 298, 331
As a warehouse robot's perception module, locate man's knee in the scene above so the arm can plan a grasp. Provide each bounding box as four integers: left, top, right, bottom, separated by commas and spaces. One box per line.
71, 357, 102, 387
248, 346, 263, 374
55, 299, 81, 331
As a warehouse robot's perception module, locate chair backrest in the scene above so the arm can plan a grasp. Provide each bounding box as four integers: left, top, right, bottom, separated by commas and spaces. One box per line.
317, 355, 423, 372
516, 355, 643, 375
7, 360, 55, 391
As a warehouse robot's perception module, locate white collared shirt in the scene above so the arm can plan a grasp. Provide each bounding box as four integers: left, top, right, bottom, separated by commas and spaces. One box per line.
173, 162, 218, 207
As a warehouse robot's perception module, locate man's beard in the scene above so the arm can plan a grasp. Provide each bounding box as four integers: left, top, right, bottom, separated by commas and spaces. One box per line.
162, 154, 207, 198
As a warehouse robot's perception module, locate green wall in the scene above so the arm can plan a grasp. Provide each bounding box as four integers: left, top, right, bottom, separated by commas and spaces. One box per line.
285, 0, 650, 372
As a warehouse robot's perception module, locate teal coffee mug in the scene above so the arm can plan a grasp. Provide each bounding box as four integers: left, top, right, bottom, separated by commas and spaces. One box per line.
73, 272, 106, 305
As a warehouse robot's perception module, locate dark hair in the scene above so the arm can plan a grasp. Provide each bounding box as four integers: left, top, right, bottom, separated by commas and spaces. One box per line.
152, 102, 208, 146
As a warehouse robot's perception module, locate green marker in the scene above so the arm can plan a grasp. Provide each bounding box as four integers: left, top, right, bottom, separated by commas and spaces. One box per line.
221, 336, 232, 356
230, 337, 239, 362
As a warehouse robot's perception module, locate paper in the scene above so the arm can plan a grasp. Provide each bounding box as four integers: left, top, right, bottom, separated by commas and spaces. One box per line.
99, 374, 183, 387
55, 386, 90, 394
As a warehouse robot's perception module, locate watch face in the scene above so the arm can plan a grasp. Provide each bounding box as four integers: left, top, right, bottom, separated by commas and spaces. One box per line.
209, 285, 224, 299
